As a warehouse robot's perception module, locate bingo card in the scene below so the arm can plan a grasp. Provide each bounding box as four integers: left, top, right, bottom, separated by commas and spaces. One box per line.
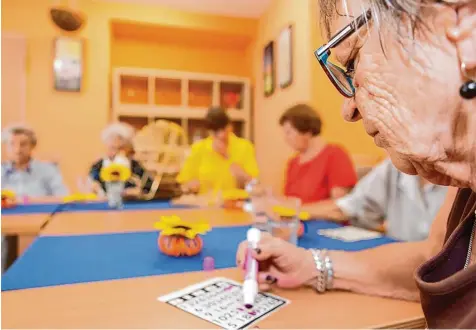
158, 277, 289, 329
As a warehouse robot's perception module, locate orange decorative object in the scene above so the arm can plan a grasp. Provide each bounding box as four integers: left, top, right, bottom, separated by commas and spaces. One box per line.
158, 233, 204, 257
154, 215, 210, 257
1, 190, 16, 209
223, 200, 245, 210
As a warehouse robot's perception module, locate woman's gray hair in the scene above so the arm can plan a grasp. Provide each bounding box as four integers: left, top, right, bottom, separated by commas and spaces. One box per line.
1, 124, 37, 146
318, 0, 468, 41
101, 122, 135, 144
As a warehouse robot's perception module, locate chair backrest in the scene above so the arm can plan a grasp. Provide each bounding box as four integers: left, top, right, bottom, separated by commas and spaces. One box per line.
133, 119, 188, 177
351, 154, 382, 180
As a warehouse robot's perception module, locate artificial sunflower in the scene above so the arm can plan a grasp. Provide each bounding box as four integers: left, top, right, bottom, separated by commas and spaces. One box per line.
99, 163, 131, 182
272, 205, 311, 221
222, 189, 249, 201
154, 215, 211, 239
1, 190, 15, 200
63, 193, 97, 203
1, 189, 16, 208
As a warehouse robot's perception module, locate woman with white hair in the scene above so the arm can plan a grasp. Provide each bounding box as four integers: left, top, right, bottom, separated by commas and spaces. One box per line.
89, 122, 153, 198
236, 0, 476, 327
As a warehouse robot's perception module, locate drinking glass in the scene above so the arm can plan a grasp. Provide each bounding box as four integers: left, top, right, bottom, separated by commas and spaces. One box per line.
106, 181, 125, 209
264, 196, 301, 245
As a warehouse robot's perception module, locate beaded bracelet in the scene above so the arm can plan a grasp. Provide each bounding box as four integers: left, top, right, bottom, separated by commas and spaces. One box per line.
310, 249, 334, 293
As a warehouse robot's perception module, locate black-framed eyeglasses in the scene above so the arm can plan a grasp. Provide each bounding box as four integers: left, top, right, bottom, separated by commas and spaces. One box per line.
314, 9, 372, 98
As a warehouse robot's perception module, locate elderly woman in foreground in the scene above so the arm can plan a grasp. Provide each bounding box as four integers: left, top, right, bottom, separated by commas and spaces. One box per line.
236, 0, 476, 327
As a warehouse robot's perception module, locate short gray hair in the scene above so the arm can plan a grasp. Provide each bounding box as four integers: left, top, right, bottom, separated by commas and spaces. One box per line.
101, 122, 135, 144
2, 124, 37, 146
318, 0, 468, 41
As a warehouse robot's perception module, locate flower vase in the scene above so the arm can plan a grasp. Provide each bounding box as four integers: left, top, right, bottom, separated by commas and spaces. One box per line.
106, 181, 125, 209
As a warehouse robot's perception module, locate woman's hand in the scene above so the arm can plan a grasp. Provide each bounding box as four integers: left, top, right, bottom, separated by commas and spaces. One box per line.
236, 233, 317, 291
230, 163, 251, 184
182, 180, 200, 194
91, 181, 106, 197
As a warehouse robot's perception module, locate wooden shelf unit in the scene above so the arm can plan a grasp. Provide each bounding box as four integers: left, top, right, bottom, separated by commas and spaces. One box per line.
112, 68, 251, 141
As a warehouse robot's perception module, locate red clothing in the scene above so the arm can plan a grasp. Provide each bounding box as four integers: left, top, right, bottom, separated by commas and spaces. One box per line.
284, 144, 357, 204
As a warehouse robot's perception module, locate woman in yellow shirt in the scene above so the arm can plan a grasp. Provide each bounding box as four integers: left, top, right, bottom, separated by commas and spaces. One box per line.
177, 107, 259, 194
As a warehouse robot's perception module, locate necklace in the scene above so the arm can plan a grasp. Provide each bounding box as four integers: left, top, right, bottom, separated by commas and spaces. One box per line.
464, 212, 476, 269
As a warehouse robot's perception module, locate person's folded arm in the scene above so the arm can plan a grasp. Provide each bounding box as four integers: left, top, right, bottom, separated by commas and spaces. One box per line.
325, 186, 457, 301
303, 159, 393, 226
45, 163, 69, 197
88, 160, 105, 196
177, 144, 202, 193
230, 142, 259, 186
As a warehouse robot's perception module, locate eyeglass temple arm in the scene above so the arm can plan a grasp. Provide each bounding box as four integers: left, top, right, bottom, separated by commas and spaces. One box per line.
316, 9, 372, 57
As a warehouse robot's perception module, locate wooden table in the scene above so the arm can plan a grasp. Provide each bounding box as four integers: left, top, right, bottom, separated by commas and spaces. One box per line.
3, 208, 425, 328
41, 208, 251, 236
1, 213, 50, 255
2, 268, 424, 329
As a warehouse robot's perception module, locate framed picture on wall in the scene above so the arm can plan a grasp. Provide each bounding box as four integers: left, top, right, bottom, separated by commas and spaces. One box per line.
53, 37, 83, 92
263, 41, 275, 97
277, 25, 293, 89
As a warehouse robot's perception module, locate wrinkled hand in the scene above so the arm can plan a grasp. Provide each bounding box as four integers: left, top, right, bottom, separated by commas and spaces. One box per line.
91, 181, 106, 197
182, 179, 200, 194
236, 233, 317, 291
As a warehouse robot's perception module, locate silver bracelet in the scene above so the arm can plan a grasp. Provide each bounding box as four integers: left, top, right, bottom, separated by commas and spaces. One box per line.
310, 249, 334, 293
324, 254, 334, 290
310, 249, 327, 293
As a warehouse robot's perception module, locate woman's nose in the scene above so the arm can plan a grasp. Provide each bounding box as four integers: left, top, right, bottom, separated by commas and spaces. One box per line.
341, 98, 362, 122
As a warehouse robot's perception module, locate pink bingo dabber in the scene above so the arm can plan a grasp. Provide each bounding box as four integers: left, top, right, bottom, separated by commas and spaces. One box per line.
243, 227, 261, 309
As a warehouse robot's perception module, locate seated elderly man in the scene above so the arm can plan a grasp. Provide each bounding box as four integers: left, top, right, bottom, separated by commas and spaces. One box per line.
1, 124, 68, 273
303, 158, 448, 241
1, 125, 68, 198
89, 122, 153, 198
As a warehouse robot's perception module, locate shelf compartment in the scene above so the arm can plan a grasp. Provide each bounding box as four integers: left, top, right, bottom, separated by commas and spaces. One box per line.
188, 80, 213, 108
220, 82, 244, 110
120, 75, 148, 105
155, 78, 182, 106
188, 119, 209, 144
118, 116, 148, 131
232, 120, 244, 138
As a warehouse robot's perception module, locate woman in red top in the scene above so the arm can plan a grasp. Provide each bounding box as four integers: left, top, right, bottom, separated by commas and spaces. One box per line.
281, 104, 357, 204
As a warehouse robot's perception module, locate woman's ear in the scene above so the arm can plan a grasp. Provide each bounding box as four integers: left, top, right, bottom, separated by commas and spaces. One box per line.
447, 2, 476, 72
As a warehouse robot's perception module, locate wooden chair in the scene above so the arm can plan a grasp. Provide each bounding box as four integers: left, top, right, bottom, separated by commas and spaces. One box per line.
133, 120, 188, 200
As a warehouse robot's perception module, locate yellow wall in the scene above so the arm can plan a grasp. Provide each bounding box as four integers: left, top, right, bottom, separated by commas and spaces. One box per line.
253, 0, 384, 191
253, 0, 313, 192
111, 39, 252, 78
2, 0, 258, 189
2, 0, 382, 192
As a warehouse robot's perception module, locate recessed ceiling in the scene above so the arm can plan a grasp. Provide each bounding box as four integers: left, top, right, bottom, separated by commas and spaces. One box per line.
98, 0, 272, 18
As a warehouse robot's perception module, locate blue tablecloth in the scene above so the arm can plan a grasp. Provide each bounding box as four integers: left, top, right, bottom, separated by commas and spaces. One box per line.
1, 200, 191, 216
2, 221, 396, 291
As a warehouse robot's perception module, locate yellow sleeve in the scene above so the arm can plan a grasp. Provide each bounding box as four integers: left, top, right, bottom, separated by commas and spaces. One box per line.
242, 142, 259, 178
177, 143, 201, 184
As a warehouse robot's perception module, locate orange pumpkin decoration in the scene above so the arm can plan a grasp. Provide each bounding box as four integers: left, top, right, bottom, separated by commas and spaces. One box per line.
223, 200, 245, 210
154, 215, 211, 257
158, 233, 204, 257
1, 190, 16, 209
